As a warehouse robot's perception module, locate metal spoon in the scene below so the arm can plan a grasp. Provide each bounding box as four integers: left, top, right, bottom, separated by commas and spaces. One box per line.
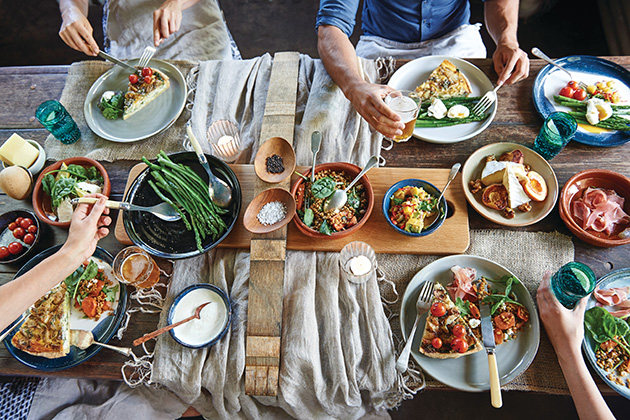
71, 197, 181, 222
132, 302, 212, 346
186, 122, 233, 208
424, 163, 460, 229
531, 47, 573, 81
323, 155, 378, 212
70, 330, 132, 357
310, 131, 322, 183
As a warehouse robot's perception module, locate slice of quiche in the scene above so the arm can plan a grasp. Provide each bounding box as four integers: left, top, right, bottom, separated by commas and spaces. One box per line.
413, 59, 472, 101
123, 67, 170, 120
11, 282, 71, 359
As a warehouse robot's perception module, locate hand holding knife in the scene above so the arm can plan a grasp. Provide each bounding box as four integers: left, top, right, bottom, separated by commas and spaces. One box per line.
480, 304, 502, 408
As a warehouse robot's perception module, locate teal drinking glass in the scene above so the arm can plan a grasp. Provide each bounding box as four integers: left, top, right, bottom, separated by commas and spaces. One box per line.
35, 100, 81, 144
551, 262, 596, 309
533, 111, 577, 160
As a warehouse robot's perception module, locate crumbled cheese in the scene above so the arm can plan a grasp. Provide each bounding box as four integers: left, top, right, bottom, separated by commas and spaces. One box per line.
469, 318, 481, 329
257, 201, 287, 226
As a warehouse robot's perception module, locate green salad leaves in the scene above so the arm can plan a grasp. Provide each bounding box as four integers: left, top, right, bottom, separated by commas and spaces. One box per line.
98, 91, 124, 120
584, 306, 630, 355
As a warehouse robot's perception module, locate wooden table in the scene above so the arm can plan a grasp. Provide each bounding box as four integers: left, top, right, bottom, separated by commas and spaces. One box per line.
1, 58, 629, 395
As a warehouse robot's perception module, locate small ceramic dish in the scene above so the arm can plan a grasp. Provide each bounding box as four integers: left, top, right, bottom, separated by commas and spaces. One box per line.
290, 162, 374, 239
461, 142, 558, 227
382, 179, 447, 237
1, 140, 46, 175
0, 209, 42, 265
167, 284, 232, 349
32, 157, 111, 228
243, 188, 296, 234
254, 137, 296, 184
559, 169, 630, 247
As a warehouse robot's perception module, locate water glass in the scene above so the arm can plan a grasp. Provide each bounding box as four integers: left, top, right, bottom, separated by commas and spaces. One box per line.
113, 246, 160, 289
551, 262, 596, 309
206, 120, 242, 162
384, 90, 421, 143
339, 241, 377, 284
532, 112, 577, 160
35, 100, 81, 144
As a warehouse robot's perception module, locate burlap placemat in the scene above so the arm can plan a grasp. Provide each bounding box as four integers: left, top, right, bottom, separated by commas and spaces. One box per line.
44, 60, 196, 162
378, 229, 575, 395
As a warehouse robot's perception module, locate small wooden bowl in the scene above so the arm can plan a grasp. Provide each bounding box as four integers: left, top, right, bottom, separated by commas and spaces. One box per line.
243, 188, 296, 234
559, 169, 630, 247
254, 137, 296, 184
32, 157, 111, 228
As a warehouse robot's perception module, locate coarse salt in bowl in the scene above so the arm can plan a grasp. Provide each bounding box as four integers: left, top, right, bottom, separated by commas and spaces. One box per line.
167, 284, 232, 349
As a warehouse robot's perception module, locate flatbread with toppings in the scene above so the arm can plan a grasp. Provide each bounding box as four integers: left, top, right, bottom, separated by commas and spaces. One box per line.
413, 59, 472, 101
123, 66, 170, 120
419, 282, 483, 359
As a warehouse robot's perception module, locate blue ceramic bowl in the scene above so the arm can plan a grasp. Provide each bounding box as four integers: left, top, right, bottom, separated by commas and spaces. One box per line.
382, 179, 447, 237
167, 283, 232, 349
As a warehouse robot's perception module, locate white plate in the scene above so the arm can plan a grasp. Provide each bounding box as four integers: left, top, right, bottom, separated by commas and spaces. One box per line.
388, 56, 497, 143
400, 255, 540, 392
84, 59, 187, 143
461, 142, 559, 227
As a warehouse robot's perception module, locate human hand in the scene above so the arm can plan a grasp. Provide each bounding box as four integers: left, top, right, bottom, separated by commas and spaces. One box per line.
492, 43, 529, 86
345, 81, 405, 138
154, 0, 184, 47
537, 270, 587, 356
59, 6, 99, 56
61, 193, 111, 264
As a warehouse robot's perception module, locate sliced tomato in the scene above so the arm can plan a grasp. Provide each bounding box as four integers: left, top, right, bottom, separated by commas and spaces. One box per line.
521, 171, 548, 202
89, 280, 105, 297
516, 306, 529, 321
494, 312, 516, 330
82, 296, 98, 318
494, 328, 504, 345
470, 303, 481, 319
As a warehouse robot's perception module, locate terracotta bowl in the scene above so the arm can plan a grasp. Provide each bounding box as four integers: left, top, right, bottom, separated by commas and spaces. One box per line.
32, 157, 111, 228
559, 169, 630, 247
290, 162, 374, 239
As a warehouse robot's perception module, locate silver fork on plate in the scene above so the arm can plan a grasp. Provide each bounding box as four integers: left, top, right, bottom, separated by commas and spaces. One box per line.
138, 46, 156, 68
472, 85, 501, 116
395, 280, 435, 374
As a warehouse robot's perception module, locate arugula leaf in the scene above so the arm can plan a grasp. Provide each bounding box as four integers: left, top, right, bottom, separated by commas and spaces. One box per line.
64, 164, 89, 180
319, 220, 332, 235
51, 177, 77, 210
455, 297, 471, 317
42, 173, 55, 198
303, 208, 314, 227
481, 276, 524, 315
86, 166, 103, 183
67, 260, 99, 304
311, 177, 336, 199
103, 284, 119, 302
64, 264, 85, 295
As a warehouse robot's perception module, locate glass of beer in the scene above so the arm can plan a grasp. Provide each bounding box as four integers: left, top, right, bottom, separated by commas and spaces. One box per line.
384, 90, 421, 142
113, 246, 160, 289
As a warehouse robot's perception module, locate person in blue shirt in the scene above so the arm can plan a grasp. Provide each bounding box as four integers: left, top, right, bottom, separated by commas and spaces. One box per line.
316, 0, 529, 139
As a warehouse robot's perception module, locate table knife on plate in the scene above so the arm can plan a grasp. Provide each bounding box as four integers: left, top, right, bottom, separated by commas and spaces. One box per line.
480, 303, 502, 408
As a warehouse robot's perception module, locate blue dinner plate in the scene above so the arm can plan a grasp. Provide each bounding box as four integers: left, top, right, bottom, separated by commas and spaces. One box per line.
583, 268, 630, 400
2, 245, 127, 371
532, 55, 630, 147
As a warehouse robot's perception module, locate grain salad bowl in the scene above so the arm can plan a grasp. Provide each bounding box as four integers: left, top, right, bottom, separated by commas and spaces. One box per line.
290, 162, 374, 239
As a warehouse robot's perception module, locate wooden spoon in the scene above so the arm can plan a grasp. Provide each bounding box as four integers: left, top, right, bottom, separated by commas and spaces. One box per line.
133, 302, 211, 346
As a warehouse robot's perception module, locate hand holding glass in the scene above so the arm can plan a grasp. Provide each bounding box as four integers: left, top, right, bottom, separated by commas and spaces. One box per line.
384, 90, 421, 143
551, 262, 596, 309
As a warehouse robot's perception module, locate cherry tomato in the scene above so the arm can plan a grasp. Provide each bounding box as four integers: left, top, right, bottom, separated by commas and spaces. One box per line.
430, 302, 447, 317
572, 88, 587, 101
143, 75, 152, 84
15, 217, 23, 224
567, 81, 580, 90
141, 67, 153, 77
494, 312, 516, 330
8, 242, 23, 255
0, 246, 9, 259
8, 222, 17, 231
19, 218, 33, 229
431, 337, 443, 349
452, 324, 467, 338
559, 86, 575, 98
27, 225, 37, 234
23, 233, 35, 245
12, 227, 25, 239
451, 337, 469, 353
129, 74, 139, 84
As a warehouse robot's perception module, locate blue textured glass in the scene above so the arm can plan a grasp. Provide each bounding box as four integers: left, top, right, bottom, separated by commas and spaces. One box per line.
551, 262, 596, 309
533, 111, 577, 160
35, 100, 81, 144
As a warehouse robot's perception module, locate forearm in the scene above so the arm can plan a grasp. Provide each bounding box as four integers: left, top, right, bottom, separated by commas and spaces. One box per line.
0, 247, 84, 331
557, 347, 616, 420
59, 0, 89, 18
317, 25, 364, 98
164, 0, 200, 11
484, 0, 520, 48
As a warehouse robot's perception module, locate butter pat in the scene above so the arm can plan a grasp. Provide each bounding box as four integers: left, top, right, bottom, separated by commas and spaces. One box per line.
503, 163, 530, 208
0, 134, 39, 168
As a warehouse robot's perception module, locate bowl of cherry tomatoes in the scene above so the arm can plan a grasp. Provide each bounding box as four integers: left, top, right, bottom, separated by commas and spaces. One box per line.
0, 209, 41, 264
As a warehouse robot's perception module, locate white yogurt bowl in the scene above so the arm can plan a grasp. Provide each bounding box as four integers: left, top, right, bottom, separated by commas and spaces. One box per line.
167, 284, 232, 348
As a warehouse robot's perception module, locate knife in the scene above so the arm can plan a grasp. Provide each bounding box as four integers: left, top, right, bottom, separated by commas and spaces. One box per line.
98, 51, 137, 73
480, 303, 502, 408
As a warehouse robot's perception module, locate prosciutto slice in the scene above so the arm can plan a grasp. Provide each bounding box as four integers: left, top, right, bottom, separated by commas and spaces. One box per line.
594, 286, 630, 318
572, 187, 630, 235
448, 265, 478, 302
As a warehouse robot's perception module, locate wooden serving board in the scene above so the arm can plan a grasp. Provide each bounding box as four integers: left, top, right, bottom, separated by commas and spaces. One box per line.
115, 164, 470, 254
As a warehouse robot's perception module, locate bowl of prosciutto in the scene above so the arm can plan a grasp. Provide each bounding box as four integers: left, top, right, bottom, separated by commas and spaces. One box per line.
559, 169, 630, 247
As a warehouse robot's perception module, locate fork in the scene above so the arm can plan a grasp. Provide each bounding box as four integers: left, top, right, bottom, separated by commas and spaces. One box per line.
138, 46, 156, 68
472, 84, 501, 116
396, 280, 435, 374
71, 197, 181, 222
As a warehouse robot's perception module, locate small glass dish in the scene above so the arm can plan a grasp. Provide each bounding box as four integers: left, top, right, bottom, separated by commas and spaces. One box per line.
206, 120, 241, 163
339, 241, 377, 284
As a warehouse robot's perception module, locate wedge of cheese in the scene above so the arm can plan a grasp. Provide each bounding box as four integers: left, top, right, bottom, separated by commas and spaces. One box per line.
0, 134, 39, 168
503, 163, 530, 208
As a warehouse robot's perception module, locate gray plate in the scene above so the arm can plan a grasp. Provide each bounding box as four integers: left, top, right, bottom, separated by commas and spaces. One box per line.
400, 255, 540, 392
84, 59, 187, 143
